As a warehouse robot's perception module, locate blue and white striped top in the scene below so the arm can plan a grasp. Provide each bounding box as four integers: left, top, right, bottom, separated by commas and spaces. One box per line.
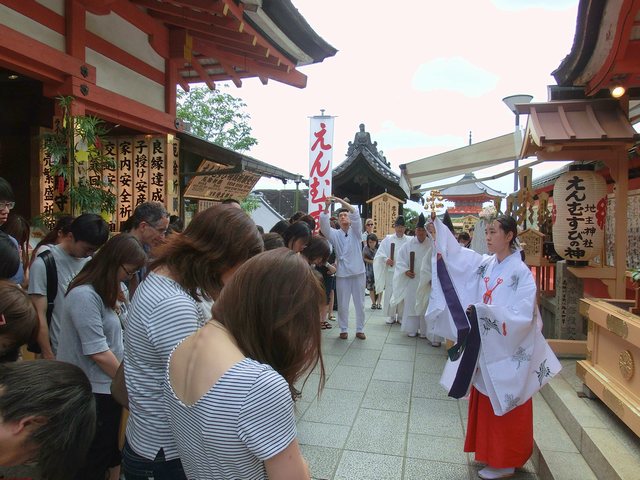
164, 356, 296, 480
124, 271, 206, 460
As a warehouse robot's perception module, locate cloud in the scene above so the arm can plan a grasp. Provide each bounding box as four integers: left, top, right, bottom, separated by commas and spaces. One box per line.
411, 57, 499, 97
491, 0, 578, 11
375, 122, 465, 151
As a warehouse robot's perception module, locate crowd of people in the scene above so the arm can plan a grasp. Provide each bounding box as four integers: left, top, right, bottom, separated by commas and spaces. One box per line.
0, 176, 560, 480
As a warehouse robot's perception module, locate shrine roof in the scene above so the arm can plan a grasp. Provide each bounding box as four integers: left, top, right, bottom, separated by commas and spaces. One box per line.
131, 0, 337, 89
333, 124, 401, 185
552, 0, 640, 122
439, 173, 504, 198
517, 99, 639, 159
178, 131, 302, 182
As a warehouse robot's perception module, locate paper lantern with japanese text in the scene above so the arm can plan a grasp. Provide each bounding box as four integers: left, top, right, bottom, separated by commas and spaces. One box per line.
552, 164, 607, 266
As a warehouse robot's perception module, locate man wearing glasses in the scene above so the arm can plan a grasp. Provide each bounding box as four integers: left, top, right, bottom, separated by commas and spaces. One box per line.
0, 177, 23, 284
124, 202, 169, 296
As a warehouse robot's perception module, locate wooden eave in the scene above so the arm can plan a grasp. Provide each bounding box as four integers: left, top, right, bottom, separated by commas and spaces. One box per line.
553, 0, 640, 95
517, 99, 639, 159
130, 0, 313, 88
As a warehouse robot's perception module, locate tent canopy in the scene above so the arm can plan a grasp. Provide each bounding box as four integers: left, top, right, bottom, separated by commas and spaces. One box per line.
399, 132, 523, 195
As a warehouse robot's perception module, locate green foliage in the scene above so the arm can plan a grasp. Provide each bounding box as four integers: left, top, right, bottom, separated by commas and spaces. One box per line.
240, 194, 260, 214
631, 269, 640, 285
403, 207, 421, 232
41, 96, 117, 219
177, 85, 258, 152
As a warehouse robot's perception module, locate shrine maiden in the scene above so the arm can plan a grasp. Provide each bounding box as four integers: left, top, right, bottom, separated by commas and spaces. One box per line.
373, 215, 410, 324
427, 215, 560, 480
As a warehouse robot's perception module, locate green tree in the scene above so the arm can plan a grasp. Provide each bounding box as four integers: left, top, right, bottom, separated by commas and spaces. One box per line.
177, 85, 258, 152
403, 207, 420, 232
240, 194, 260, 214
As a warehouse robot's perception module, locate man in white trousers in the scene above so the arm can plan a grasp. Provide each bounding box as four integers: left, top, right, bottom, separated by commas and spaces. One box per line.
374, 215, 410, 325
320, 196, 366, 340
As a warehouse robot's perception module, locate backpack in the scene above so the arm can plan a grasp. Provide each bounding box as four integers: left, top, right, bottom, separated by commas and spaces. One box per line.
27, 250, 58, 353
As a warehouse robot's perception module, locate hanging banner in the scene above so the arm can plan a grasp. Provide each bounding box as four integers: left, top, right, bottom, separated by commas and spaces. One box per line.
308, 115, 335, 231
133, 136, 150, 207
101, 137, 118, 232
149, 136, 166, 204
166, 136, 180, 215
116, 138, 134, 226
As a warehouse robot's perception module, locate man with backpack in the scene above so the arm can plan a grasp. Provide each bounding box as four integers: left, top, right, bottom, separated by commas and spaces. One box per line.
28, 214, 109, 359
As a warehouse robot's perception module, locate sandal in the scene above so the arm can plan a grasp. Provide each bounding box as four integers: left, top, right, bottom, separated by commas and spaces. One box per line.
321, 321, 332, 330
328, 314, 336, 321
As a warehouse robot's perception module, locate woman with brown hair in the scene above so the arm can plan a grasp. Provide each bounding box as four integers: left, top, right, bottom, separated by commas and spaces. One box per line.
0, 280, 38, 362
56, 233, 147, 480
120, 204, 264, 480
164, 248, 324, 480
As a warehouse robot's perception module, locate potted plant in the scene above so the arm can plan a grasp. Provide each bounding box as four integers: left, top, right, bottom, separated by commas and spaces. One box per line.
40, 96, 116, 226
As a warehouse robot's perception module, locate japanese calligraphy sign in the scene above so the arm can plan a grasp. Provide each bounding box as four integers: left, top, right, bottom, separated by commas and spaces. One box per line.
38, 127, 66, 228
552, 166, 607, 266
366, 192, 404, 238
308, 116, 335, 232
183, 160, 260, 201
101, 137, 118, 232
149, 136, 166, 204
133, 136, 150, 208
166, 136, 180, 215
116, 138, 134, 227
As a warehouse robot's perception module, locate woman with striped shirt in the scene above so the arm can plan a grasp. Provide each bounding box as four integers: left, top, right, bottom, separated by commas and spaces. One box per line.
118, 205, 264, 480
164, 248, 325, 479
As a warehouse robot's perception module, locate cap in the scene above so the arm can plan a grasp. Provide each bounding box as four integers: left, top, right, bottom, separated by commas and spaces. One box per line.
393, 215, 405, 227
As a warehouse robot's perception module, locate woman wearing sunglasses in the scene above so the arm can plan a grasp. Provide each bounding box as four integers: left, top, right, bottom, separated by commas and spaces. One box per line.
56, 233, 146, 480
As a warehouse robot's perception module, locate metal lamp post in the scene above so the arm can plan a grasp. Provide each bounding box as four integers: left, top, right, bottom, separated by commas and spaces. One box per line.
502, 94, 533, 191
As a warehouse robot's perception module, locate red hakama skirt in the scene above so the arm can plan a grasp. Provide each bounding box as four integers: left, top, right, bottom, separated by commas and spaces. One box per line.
464, 387, 533, 468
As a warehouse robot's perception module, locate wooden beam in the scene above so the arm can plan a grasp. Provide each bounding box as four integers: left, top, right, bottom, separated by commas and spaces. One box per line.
86, 32, 164, 84
111, 0, 170, 58
0, 24, 96, 84
44, 75, 175, 133
219, 0, 296, 70
192, 37, 306, 88
132, 0, 237, 30
167, 0, 228, 16
189, 57, 215, 90
148, 11, 264, 55
2, 0, 65, 34
166, 58, 180, 116
219, 62, 242, 87
66, 0, 87, 61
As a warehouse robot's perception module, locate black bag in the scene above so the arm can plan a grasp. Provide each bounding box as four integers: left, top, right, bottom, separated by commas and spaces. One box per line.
27, 250, 58, 354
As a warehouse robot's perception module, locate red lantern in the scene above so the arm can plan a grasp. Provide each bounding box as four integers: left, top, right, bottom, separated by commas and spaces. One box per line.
552, 164, 607, 266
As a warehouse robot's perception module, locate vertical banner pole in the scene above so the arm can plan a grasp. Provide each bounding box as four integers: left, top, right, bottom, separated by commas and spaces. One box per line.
308, 113, 335, 233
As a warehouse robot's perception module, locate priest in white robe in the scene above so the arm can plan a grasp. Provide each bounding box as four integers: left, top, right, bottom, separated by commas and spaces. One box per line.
391, 214, 437, 341
373, 215, 410, 324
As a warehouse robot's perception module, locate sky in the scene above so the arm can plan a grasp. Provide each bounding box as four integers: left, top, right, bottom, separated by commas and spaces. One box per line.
217, 0, 582, 206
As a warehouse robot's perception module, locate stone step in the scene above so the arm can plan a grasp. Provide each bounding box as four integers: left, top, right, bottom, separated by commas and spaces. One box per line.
539, 372, 640, 480
532, 393, 597, 480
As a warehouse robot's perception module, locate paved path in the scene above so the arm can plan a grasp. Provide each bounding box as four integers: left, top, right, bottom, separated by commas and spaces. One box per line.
295, 299, 538, 480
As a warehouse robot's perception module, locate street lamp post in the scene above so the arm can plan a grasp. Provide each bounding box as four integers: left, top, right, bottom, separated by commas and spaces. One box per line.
502, 94, 533, 191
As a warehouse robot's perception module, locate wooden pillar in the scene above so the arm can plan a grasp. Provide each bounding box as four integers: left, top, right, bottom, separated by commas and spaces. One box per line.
613, 149, 629, 298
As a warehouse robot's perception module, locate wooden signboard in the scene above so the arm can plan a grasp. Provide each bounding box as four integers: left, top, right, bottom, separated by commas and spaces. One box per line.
366, 192, 405, 238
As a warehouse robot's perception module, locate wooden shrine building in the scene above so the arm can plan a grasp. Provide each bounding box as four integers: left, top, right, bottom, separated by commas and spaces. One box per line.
332, 124, 413, 218
0, 0, 336, 226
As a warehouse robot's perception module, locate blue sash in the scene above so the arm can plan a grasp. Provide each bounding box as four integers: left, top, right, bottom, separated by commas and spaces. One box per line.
436, 254, 481, 399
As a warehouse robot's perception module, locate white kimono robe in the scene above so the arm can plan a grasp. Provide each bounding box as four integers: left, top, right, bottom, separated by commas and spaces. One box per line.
391, 236, 432, 334
427, 218, 561, 416
373, 233, 410, 317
